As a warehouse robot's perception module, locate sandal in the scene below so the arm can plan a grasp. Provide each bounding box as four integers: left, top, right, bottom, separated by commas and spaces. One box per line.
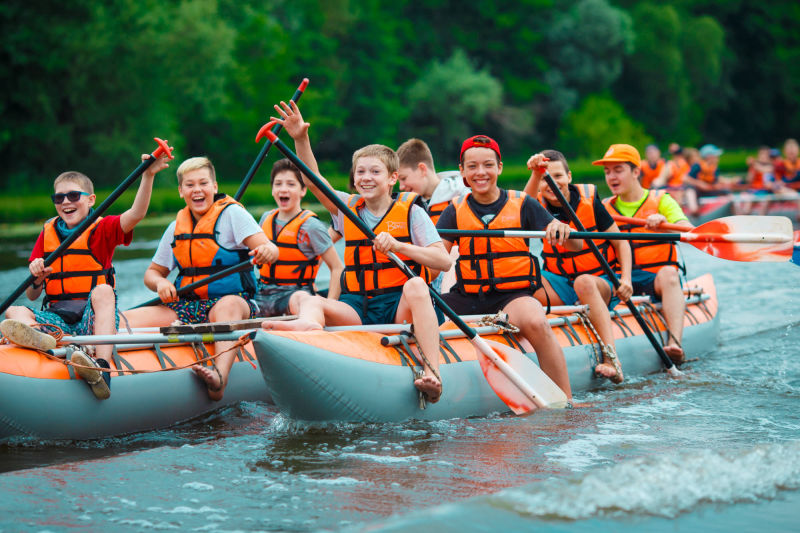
0, 319, 56, 351
71, 350, 111, 400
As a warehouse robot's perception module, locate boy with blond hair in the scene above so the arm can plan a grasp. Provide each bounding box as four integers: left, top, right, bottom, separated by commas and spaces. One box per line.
263, 101, 452, 403
2, 155, 170, 399
122, 156, 279, 400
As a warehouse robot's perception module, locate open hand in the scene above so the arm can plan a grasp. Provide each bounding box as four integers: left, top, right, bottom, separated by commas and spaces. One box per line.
272, 100, 310, 140
142, 153, 171, 178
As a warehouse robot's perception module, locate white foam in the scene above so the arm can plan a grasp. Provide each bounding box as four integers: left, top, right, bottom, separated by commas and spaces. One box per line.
182, 481, 214, 491
339, 452, 421, 464
299, 474, 364, 486
494, 441, 800, 519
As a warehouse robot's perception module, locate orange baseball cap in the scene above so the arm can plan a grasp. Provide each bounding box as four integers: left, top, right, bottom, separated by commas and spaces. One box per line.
460, 135, 501, 162
592, 144, 641, 167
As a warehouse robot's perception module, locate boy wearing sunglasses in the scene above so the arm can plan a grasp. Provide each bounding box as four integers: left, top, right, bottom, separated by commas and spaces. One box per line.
2, 155, 170, 399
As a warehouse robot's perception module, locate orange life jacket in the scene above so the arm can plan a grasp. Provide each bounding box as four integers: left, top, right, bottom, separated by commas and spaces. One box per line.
41, 217, 114, 305
258, 209, 320, 289
452, 190, 541, 294
666, 157, 690, 188
695, 160, 718, 184
172, 195, 256, 300
427, 199, 449, 226
341, 192, 430, 296
540, 184, 617, 280
602, 190, 681, 274
640, 159, 665, 188
779, 158, 800, 188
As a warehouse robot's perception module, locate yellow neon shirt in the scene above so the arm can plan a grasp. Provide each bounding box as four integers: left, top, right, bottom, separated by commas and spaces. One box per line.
611, 190, 688, 224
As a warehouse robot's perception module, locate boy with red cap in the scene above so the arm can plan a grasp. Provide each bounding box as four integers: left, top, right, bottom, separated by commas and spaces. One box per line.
596, 144, 692, 363
436, 135, 577, 401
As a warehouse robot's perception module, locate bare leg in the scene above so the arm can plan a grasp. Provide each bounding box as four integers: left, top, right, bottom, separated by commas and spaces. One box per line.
264, 292, 360, 331
504, 296, 572, 399
574, 274, 622, 383
120, 305, 179, 328
4, 306, 36, 325
532, 277, 566, 308
654, 267, 685, 363
395, 278, 442, 402
88, 285, 117, 364
193, 294, 252, 401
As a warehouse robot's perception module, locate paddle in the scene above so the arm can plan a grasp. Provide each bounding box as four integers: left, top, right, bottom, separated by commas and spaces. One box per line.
541, 173, 682, 376
127, 80, 309, 310
439, 215, 794, 263
255, 121, 568, 413
128, 259, 256, 309
233, 78, 309, 202
0, 138, 174, 316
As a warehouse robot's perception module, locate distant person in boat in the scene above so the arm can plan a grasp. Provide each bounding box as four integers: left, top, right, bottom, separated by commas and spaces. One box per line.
1, 155, 170, 399
396, 138, 468, 293
745, 146, 779, 193
263, 101, 452, 404
776, 138, 800, 189
640, 144, 665, 189
253, 158, 343, 318
525, 149, 633, 384
597, 144, 692, 364
122, 156, 279, 401
435, 135, 576, 401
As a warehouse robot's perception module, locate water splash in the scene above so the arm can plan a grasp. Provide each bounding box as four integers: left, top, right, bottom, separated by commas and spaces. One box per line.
493, 441, 800, 520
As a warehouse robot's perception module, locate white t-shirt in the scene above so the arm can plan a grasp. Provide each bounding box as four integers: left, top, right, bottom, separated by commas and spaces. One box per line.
152, 204, 263, 271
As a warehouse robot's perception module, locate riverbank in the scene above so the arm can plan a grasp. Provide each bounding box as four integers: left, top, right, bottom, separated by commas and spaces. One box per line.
0, 151, 750, 227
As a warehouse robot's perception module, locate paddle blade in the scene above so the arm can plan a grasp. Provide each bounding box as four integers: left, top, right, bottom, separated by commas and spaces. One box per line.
685, 216, 794, 262
476, 339, 568, 415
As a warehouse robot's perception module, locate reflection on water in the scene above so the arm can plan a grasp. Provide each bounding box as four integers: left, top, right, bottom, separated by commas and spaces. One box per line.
0, 244, 798, 531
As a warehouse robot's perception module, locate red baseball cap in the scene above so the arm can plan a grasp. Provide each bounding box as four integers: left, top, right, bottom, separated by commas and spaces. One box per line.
460, 135, 501, 162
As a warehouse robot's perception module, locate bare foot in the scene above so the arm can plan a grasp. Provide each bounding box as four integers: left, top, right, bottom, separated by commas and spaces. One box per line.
595, 362, 623, 384
261, 318, 323, 332
192, 364, 224, 401
664, 344, 685, 364
414, 374, 442, 403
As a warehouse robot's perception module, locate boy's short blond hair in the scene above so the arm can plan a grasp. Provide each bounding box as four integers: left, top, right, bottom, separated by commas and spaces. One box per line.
397, 138, 435, 170
176, 157, 216, 185
352, 144, 398, 175
54, 171, 94, 195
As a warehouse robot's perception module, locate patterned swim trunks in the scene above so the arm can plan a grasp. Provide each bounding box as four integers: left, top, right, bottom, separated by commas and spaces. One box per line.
163, 293, 258, 324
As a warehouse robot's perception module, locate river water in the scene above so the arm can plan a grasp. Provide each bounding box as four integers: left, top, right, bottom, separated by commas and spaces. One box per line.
0, 237, 799, 532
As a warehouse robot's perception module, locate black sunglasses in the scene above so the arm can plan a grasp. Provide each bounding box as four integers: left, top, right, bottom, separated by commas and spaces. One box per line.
51, 191, 90, 204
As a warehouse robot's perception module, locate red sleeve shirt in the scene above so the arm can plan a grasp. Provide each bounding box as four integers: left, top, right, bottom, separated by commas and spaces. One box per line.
28, 215, 132, 269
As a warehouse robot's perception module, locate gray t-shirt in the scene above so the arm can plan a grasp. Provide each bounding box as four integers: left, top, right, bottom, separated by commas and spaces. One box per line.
331, 190, 441, 248
258, 209, 333, 259
257, 209, 334, 291
152, 204, 263, 271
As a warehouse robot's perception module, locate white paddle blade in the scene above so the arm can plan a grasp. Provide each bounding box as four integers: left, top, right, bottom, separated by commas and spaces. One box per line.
476, 339, 569, 414
687, 216, 794, 262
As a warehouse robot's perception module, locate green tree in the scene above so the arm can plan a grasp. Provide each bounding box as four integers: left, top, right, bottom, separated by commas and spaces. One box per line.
406, 50, 504, 162
557, 93, 653, 159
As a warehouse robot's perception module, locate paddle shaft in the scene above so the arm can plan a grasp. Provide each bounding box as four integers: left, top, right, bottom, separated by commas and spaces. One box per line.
263, 133, 550, 408
0, 140, 172, 316
234, 78, 309, 201
611, 214, 691, 233
542, 173, 680, 373
56, 330, 256, 347
128, 259, 255, 309
437, 228, 790, 244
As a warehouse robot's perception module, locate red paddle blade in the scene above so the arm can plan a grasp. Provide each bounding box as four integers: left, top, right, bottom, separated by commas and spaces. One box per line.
684, 216, 794, 262
476, 339, 568, 415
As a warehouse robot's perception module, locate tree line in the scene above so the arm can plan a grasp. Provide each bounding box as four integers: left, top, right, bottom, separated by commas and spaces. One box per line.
1, 0, 797, 190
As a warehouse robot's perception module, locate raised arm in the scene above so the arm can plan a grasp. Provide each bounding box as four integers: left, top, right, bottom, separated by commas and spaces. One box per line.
272, 101, 339, 215
524, 153, 548, 198
120, 154, 170, 234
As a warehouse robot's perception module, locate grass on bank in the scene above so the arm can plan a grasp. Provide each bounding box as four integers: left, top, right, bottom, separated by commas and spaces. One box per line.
0, 151, 751, 235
